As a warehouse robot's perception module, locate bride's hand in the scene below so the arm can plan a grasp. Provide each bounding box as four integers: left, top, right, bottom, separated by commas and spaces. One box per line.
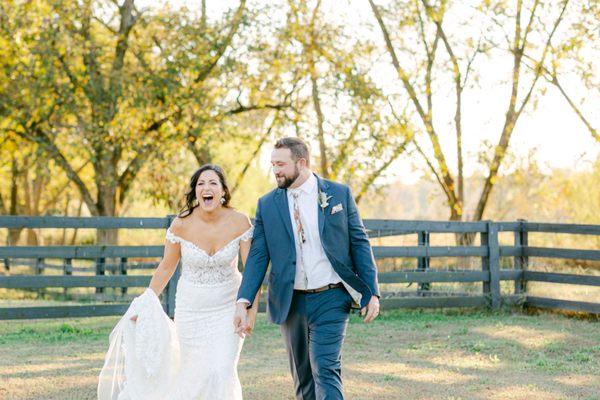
233, 303, 249, 338
130, 315, 138, 322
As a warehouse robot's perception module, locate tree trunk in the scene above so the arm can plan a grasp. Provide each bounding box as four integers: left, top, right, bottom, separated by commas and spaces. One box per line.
96, 166, 120, 245
7, 155, 23, 245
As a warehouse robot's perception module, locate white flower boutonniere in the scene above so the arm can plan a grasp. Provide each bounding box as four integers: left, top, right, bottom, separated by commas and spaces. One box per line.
318, 190, 333, 213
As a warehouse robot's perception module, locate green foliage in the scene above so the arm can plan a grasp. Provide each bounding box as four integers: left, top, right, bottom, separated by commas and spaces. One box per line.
0, 0, 597, 234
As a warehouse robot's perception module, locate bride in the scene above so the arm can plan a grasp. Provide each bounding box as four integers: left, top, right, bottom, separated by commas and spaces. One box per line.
98, 164, 260, 400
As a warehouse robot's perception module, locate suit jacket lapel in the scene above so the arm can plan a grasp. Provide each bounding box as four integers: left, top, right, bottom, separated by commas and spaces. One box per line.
275, 188, 294, 240
315, 174, 329, 238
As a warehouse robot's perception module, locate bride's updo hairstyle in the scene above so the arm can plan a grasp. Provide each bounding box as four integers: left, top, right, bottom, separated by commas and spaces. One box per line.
179, 164, 232, 218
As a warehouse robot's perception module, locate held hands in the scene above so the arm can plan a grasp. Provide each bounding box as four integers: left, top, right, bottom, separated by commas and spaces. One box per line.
233, 303, 251, 338
360, 295, 380, 323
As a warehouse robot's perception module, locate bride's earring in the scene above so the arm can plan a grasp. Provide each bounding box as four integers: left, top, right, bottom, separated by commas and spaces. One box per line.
220, 197, 226, 205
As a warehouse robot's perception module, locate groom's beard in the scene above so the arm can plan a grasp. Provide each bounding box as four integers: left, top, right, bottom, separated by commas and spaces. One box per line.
276, 166, 300, 189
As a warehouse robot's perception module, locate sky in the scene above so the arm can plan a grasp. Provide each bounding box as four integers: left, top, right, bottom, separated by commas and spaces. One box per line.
137, 0, 599, 185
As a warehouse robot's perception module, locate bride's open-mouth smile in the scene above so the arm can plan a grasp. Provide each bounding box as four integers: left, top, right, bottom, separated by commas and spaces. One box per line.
200, 193, 216, 208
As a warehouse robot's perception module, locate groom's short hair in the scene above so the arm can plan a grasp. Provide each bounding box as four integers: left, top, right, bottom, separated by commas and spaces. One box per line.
274, 137, 310, 166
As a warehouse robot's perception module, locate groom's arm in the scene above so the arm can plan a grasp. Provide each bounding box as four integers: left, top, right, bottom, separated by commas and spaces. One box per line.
346, 186, 380, 298
237, 198, 270, 307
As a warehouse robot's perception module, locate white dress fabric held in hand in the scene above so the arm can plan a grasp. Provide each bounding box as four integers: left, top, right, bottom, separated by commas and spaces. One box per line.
98, 226, 253, 400
97, 288, 180, 400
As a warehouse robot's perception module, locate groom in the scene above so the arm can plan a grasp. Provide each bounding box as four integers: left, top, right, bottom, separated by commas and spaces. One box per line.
234, 137, 380, 400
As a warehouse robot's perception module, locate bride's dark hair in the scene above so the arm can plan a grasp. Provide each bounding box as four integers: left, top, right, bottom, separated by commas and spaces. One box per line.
178, 164, 232, 218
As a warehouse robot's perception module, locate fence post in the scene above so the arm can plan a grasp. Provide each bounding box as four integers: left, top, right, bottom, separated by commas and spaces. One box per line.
95, 257, 105, 293
35, 257, 44, 296
35, 258, 44, 275
63, 258, 73, 296
164, 214, 180, 319
417, 230, 431, 295
514, 219, 528, 295
120, 257, 128, 296
481, 222, 501, 309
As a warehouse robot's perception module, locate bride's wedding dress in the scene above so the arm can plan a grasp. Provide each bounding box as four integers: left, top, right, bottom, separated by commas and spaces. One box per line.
98, 226, 254, 400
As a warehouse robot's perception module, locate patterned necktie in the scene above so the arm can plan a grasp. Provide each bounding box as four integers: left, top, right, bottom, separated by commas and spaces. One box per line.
291, 192, 306, 244
291, 192, 308, 288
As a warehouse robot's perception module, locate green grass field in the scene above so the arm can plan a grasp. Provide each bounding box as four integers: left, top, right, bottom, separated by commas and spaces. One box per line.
1, 310, 598, 400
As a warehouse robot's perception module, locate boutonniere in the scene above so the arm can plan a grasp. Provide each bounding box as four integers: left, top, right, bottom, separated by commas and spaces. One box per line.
318, 190, 332, 213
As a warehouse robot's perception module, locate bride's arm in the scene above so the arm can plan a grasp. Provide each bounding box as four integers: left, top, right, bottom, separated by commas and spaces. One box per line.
130, 232, 180, 321
148, 238, 181, 297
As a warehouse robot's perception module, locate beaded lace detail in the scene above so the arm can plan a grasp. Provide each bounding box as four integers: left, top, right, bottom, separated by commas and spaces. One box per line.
165, 226, 253, 286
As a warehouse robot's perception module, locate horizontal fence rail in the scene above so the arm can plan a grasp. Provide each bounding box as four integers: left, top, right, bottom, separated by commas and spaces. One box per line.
0, 216, 170, 229
1, 216, 599, 319
0, 275, 152, 289
521, 222, 600, 235
3, 244, 594, 260
525, 297, 600, 314
523, 271, 600, 286
0, 245, 165, 259
0, 304, 130, 320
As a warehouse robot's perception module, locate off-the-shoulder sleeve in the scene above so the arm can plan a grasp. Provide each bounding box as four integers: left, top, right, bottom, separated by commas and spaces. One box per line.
165, 229, 181, 244
239, 226, 254, 242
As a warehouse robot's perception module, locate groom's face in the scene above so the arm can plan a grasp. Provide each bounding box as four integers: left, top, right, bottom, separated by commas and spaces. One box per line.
271, 148, 301, 189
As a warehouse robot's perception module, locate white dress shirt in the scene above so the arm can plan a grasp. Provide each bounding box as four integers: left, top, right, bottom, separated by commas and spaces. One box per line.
287, 173, 342, 290
238, 173, 363, 306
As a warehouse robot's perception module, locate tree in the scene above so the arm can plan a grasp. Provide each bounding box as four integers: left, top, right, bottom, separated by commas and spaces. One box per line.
369, 0, 598, 225
1, 0, 172, 243
276, 0, 413, 202
0, 0, 287, 243
0, 133, 79, 245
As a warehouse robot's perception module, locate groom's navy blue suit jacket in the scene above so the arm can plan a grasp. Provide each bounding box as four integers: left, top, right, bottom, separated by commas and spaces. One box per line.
237, 174, 380, 325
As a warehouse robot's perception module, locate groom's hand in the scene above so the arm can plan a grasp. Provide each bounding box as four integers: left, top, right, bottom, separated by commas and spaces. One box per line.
234, 302, 250, 338
360, 296, 380, 323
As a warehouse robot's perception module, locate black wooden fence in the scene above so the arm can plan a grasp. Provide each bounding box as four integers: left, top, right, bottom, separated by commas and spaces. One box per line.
0, 216, 599, 320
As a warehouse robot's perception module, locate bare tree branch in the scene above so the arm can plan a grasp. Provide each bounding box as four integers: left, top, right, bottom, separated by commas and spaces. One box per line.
194, 0, 246, 83
462, 36, 482, 88
474, 0, 569, 220
355, 137, 411, 204
388, 100, 453, 203
13, 126, 99, 215
425, 1, 465, 207
521, 53, 599, 142
224, 101, 291, 116
550, 76, 599, 142
93, 15, 118, 34
108, 0, 137, 106
41, 160, 91, 211
231, 112, 280, 195
310, 74, 328, 177
330, 110, 364, 178
520, 0, 541, 51
370, 0, 458, 211
117, 114, 176, 203
515, 0, 568, 119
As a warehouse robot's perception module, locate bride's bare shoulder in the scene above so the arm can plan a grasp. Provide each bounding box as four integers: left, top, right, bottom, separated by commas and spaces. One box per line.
169, 215, 189, 235
228, 209, 252, 232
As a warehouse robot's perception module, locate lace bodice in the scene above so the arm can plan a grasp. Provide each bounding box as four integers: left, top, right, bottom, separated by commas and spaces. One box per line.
166, 226, 253, 286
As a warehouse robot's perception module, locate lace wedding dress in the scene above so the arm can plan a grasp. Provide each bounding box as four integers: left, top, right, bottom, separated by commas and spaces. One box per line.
98, 226, 253, 400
